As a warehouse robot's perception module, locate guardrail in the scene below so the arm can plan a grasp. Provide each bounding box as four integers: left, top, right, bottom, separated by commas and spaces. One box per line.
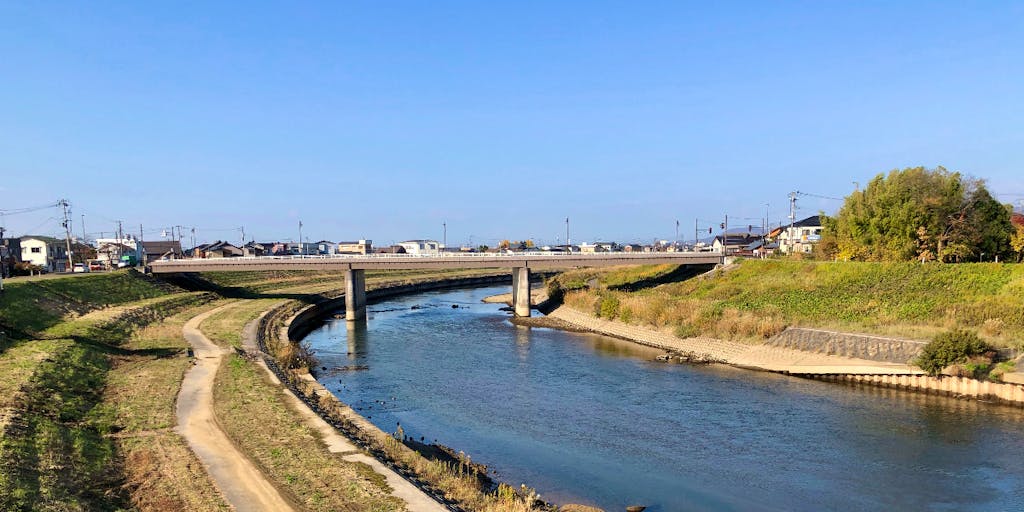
152, 251, 721, 263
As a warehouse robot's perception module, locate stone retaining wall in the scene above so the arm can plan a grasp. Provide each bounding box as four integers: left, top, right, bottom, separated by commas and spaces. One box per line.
808, 373, 1024, 407
768, 327, 926, 364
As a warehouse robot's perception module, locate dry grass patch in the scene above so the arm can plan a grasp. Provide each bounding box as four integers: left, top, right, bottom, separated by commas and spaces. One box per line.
104, 304, 229, 511
214, 354, 404, 512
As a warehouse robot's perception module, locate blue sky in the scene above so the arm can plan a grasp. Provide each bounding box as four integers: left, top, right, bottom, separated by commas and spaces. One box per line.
1, 1, 1022, 247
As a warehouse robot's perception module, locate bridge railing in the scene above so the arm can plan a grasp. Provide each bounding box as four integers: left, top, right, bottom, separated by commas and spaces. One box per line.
153, 251, 718, 262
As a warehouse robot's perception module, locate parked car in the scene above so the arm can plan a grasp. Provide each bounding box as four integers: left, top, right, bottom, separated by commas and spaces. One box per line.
72, 263, 89, 273
88, 260, 105, 271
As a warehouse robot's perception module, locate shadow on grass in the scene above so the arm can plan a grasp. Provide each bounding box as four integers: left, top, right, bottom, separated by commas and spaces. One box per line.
607, 263, 715, 292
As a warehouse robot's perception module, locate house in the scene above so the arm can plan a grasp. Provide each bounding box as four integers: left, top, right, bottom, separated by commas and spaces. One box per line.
777, 215, 824, 254
579, 241, 620, 253
242, 242, 266, 257
19, 236, 69, 272
96, 239, 139, 268
337, 240, 372, 255
140, 240, 183, 263
314, 240, 338, 255
202, 241, 243, 258
252, 242, 289, 256
712, 234, 762, 254
1, 238, 21, 277
376, 245, 407, 254
397, 240, 440, 255
622, 244, 644, 252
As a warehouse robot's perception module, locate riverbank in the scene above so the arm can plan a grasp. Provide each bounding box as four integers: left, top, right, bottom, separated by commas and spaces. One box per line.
310, 283, 1024, 512
492, 289, 1024, 407
254, 274, 560, 512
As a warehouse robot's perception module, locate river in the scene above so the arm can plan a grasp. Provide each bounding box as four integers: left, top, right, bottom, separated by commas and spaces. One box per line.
303, 285, 1024, 511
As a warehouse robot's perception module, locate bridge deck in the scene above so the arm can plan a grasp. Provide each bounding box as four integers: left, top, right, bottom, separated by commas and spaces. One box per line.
149, 252, 724, 273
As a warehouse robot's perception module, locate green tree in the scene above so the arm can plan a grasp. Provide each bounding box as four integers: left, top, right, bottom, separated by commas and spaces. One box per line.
825, 166, 1013, 262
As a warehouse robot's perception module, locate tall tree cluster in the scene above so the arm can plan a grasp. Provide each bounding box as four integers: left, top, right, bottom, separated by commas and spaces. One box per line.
820, 167, 1014, 262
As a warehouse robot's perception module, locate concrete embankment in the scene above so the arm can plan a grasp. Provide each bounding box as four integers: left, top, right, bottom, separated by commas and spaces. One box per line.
541, 304, 1024, 407
253, 274, 518, 511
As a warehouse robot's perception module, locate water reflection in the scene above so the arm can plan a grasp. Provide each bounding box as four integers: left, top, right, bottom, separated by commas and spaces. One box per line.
346, 321, 367, 361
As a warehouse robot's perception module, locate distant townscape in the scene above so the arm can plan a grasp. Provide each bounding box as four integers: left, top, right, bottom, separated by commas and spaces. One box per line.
0, 215, 833, 277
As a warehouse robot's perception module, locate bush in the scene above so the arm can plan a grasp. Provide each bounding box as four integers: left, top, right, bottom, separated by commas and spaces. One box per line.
915, 329, 992, 376
595, 295, 620, 319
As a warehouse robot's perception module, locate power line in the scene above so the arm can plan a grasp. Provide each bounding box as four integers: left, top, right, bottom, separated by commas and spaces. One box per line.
0, 201, 61, 216
795, 191, 843, 201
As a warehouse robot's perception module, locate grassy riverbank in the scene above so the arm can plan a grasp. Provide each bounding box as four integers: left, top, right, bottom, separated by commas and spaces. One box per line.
0, 271, 226, 511
555, 260, 1024, 347
0, 267, 545, 511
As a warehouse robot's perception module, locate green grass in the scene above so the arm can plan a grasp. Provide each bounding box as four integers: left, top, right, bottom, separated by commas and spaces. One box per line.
557, 260, 1024, 345
0, 271, 219, 511
0, 270, 175, 336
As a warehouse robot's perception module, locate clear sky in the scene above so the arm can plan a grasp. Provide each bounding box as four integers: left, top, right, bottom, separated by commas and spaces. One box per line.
1, 1, 1022, 247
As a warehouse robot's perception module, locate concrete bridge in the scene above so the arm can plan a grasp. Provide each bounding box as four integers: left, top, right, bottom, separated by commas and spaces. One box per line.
150, 252, 723, 319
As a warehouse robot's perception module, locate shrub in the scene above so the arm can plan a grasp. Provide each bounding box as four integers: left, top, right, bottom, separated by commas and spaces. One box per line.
915, 329, 992, 376
597, 295, 620, 319
674, 324, 699, 338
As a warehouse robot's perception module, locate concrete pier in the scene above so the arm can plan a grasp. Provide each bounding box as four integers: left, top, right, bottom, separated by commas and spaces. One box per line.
345, 269, 366, 321
512, 267, 531, 317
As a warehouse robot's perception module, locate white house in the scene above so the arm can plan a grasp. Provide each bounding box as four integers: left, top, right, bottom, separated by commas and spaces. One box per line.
20, 236, 69, 272
95, 237, 140, 267
778, 215, 823, 254
397, 240, 440, 255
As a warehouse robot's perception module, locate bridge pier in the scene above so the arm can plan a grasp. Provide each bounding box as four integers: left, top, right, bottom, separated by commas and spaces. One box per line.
511, 267, 531, 317
345, 269, 366, 321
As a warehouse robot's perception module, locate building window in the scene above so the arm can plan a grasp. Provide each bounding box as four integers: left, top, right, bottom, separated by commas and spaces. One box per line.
31, 247, 41, 253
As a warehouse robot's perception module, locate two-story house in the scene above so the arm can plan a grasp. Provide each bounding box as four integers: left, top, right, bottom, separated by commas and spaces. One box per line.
777, 215, 823, 254
19, 236, 69, 272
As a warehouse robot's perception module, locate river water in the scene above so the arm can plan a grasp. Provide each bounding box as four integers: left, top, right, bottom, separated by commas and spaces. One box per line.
303, 285, 1024, 511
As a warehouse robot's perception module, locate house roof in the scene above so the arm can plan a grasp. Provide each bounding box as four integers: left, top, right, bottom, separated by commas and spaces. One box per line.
141, 240, 183, 255
1012, 212, 1024, 227
20, 235, 63, 244
792, 215, 822, 228
714, 234, 762, 246
205, 240, 241, 252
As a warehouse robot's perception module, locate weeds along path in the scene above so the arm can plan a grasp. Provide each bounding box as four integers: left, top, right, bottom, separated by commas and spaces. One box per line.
177, 305, 298, 512
237, 309, 449, 512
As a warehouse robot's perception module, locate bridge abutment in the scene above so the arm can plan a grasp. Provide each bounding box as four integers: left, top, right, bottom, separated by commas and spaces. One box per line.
345, 269, 366, 321
512, 266, 531, 317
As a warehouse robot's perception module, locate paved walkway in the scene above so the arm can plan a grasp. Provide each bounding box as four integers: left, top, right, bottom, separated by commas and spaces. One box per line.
176, 305, 298, 512
547, 306, 925, 376
240, 310, 449, 512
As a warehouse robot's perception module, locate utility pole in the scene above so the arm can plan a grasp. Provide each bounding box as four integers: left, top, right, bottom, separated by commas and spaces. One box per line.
240, 226, 245, 244
443, 221, 446, 250
788, 192, 798, 254
116, 220, 124, 266
0, 223, 5, 290
298, 220, 303, 255
81, 214, 86, 243
675, 219, 680, 248
191, 228, 196, 256
60, 199, 74, 269
565, 217, 570, 250
139, 224, 144, 266
722, 214, 729, 255
694, 218, 698, 249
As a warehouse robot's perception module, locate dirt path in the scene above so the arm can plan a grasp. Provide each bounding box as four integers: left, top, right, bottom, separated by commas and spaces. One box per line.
176, 305, 298, 512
